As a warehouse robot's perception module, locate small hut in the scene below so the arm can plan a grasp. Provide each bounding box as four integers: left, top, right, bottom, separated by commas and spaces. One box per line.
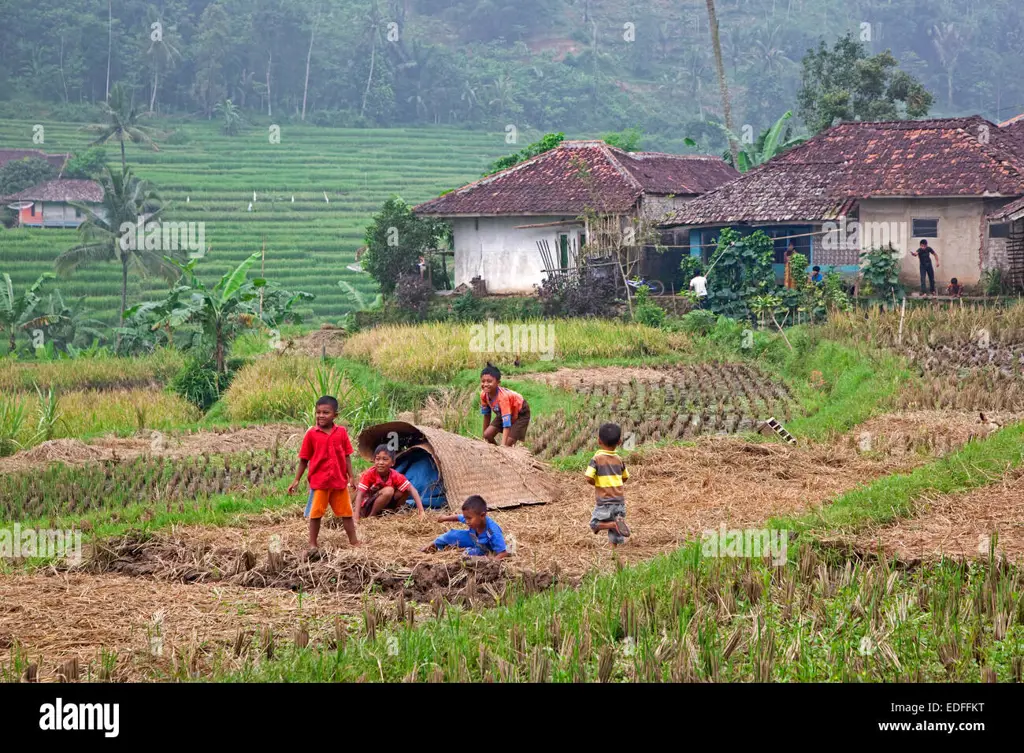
357, 422, 556, 511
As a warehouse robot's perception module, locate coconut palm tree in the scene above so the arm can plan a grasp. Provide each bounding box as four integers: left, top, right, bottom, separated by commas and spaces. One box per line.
147, 14, 183, 113
86, 83, 160, 173
705, 0, 739, 167
55, 166, 177, 341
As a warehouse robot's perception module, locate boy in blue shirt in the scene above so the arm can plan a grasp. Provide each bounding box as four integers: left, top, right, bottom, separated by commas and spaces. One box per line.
422, 495, 508, 560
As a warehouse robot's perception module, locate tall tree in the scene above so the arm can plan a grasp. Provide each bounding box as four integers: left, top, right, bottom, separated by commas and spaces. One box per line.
705, 0, 739, 167
56, 167, 177, 338
146, 13, 182, 113
798, 34, 934, 133
301, 4, 321, 121
87, 83, 160, 173
360, 1, 385, 119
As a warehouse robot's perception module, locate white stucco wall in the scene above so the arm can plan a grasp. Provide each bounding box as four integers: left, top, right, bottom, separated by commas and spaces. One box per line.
858, 198, 990, 287
451, 215, 585, 294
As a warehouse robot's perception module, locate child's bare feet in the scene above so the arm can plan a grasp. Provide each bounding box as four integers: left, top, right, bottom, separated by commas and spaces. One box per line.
307, 547, 321, 561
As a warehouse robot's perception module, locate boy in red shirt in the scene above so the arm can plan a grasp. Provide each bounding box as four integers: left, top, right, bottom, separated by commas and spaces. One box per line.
287, 395, 359, 553
355, 444, 426, 519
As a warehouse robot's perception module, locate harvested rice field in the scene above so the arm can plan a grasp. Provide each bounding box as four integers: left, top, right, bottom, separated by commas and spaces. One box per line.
832, 470, 1024, 564
1, 420, 990, 676
0, 423, 304, 475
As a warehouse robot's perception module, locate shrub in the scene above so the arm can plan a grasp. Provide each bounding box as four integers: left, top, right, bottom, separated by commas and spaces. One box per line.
680, 309, 718, 336
451, 291, 482, 322
394, 273, 434, 318
860, 245, 902, 298
536, 268, 618, 317
171, 357, 224, 411
633, 285, 666, 328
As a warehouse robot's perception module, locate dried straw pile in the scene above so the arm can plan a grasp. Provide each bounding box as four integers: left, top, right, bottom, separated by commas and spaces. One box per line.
0, 570, 360, 678
357, 422, 557, 510
835, 470, 1024, 563
278, 325, 347, 358
845, 410, 1014, 457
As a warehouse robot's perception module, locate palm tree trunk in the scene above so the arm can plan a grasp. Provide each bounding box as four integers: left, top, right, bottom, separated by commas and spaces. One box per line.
705, 0, 739, 167
105, 0, 112, 100
150, 65, 159, 113
361, 37, 376, 118
266, 52, 273, 118
301, 13, 318, 121
119, 137, 127, 173
117, 257, 128, 350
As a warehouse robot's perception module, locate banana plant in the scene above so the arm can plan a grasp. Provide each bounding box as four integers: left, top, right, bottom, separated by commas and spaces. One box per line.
687, 111, 807, 172
0, 273, 55, 354
159, 252, 266, 373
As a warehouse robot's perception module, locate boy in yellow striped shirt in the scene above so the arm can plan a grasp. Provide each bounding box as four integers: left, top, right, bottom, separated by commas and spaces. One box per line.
585, 423, 630, 547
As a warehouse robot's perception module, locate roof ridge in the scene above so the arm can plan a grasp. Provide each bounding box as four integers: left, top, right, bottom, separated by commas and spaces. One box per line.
598, 142, 645, 195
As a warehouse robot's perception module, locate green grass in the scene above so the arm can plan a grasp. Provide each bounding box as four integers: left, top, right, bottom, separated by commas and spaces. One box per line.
139, 543, 1024, 683
773, 422, 1024, 536
0, 119, 511, 323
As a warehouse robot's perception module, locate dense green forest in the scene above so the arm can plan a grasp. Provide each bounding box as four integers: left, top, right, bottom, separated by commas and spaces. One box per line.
0, 0, 1020, 151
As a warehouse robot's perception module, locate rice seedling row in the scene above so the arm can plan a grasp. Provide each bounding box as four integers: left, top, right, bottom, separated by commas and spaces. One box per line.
528, 364, 792, 459
0, 450, 294, 522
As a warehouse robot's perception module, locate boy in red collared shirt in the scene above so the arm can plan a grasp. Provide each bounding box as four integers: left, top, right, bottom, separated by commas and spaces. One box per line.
287, 395, 359, 553
355, 444, 426, 519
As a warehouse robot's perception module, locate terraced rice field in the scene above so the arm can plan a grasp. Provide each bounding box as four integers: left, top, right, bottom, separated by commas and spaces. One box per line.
0, 119, 510, 322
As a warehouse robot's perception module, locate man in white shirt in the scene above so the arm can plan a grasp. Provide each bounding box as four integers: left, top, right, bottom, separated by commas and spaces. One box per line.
689, 274, 708, 308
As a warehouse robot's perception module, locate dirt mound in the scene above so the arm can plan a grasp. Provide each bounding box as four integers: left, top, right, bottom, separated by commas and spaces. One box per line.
827, 470, 1024, 564
278, 325, 347, 358
15, 439, 109, 465
845, 411, 1014, 457
0, 424, 304, 474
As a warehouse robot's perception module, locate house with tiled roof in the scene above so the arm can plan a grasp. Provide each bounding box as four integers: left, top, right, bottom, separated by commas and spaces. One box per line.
664, 116, 1024, 291
0, 148, 69, 172
2, 179, 104, 228
413, 140, 737, 293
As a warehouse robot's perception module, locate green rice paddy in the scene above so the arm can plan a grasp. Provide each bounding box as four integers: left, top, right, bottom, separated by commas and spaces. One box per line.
0, 119, 510, 322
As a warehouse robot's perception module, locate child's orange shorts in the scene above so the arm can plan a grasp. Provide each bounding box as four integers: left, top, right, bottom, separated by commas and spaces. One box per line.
305, 488, 353, 519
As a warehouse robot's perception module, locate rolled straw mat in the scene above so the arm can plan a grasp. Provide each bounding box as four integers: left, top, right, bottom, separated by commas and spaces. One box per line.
357, 422, 555, 510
